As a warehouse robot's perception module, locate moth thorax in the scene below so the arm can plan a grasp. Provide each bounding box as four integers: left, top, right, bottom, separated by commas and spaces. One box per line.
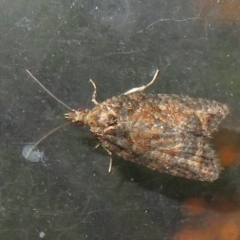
85, 106, 117, 128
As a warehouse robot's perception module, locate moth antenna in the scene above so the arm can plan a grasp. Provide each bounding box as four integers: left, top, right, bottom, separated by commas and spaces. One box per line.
25, 122, 71, 159
26, 69, 73, 111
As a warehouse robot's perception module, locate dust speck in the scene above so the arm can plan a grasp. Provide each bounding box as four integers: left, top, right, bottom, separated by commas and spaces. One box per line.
39, 231, 46, 238
22, 144, 44, 163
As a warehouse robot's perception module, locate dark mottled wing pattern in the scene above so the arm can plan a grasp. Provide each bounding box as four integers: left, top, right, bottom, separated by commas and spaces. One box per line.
94, 93, 229, 181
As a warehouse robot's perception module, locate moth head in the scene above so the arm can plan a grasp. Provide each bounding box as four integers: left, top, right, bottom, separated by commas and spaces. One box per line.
64, 109, 91, 126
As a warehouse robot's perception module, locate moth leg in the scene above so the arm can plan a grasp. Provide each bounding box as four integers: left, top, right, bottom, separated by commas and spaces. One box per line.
106, 149, 113, 172
123, 69, 159, 95
108, 156, 113, 173
94, 142, 100, 149
89, 79, 99, 105
101, 146, 113, 172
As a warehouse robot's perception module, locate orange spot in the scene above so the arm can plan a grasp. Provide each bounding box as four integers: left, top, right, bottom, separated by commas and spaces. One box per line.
194, 0, 240, 23
173, 228, 214, 240
219, 218, 240, 240
175, 196, 240, 240
182, 197, 207, 216
173, 228, 199, 240
219, 146, 238, 167
220, 1, 240, 22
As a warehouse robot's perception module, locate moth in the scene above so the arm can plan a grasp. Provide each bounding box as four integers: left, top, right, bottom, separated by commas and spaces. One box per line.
26, 70, 229, 182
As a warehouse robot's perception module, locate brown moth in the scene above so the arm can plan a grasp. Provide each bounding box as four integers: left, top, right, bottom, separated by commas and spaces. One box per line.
26, 70, 229, 182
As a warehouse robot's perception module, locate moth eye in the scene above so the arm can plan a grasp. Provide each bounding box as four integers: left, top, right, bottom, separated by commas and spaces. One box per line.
107, 114, 117, 125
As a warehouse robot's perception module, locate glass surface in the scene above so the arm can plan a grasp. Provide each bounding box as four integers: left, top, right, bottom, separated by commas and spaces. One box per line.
1, 0, 240, 239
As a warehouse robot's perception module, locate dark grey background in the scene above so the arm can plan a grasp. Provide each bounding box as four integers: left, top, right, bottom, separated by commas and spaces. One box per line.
1, 0, 240, 239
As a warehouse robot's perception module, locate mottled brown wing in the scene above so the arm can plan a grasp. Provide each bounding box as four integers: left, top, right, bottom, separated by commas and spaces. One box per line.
95, 93, 227, 181
126, 93, 229, 137
98, 127, 220, 181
